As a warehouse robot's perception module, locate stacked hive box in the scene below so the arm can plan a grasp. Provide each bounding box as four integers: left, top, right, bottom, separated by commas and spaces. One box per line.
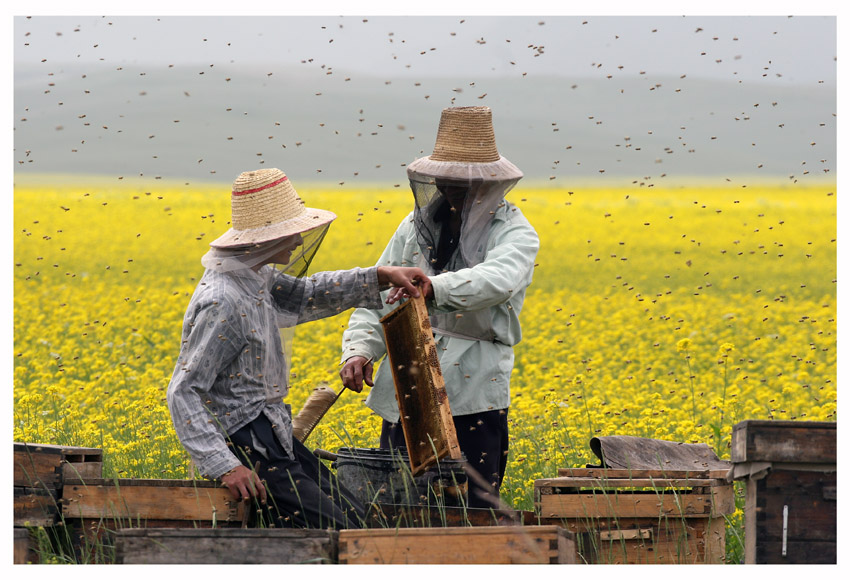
14, 442, 103, 563
535, 468, 735, 564
729, 420, 836, 564
14, 442, 103, 527
60, 477, 245, 562
13, 442, 245, 562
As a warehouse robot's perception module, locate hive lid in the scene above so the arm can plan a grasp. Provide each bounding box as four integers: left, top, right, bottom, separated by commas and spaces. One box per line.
588, 435, 731, 471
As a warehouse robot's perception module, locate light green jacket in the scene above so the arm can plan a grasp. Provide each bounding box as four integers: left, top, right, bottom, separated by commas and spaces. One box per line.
340, 201, 540, 421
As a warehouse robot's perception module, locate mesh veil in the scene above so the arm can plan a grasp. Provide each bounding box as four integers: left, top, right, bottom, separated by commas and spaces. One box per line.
200, 224, 331, 387
200, 224, 330, 278
410, 177, 519, 273
409, 174, 520, 341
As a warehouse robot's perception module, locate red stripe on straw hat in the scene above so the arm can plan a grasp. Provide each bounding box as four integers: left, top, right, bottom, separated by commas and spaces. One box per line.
232, 175, 289, 196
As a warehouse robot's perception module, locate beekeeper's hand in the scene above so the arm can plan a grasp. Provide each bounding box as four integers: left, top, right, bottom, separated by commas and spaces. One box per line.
340, 356, 373, 393
377, 266, 432, 304
221, 465, 267, 504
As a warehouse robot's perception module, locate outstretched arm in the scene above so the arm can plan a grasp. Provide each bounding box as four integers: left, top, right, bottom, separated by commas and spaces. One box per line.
377, 266, 432, 304
339, 217, 418, 391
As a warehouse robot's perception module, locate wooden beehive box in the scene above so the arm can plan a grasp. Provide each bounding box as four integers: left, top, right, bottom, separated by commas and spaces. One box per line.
61, 477, 246, 560
114, 528, 338, 564
14, 442, 103, 489
380, 294, 461, 475
338, 525, 575, 564
535, 468, 734, 564
13, 442, 103, 527
729, 420, 836, 564
61, 477, 244, 524
731, 419, 836, 464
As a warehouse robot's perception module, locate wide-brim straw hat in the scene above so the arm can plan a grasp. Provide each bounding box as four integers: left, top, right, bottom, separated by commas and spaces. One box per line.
209, 168, 336, 248
407, 106, 523, 182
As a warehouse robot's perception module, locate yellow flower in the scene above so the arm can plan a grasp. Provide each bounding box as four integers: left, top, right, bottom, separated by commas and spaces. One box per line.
11, 180, 836, 513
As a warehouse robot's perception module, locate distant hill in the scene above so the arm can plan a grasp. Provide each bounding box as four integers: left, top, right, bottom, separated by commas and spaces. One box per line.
14, 63, 836, 187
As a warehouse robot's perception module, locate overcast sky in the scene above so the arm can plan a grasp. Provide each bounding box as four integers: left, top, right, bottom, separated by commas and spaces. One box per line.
13, 12, 837, 86
10, 8, 839, 185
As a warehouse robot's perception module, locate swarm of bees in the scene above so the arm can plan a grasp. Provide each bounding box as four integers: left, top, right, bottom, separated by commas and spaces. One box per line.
15, 15, 834, 189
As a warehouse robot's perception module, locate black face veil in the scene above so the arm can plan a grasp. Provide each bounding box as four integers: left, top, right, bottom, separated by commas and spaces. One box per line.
410, 176, 520, 274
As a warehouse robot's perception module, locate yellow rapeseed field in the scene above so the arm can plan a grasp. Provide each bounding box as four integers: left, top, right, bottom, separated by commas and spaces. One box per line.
13, 177, 836, 511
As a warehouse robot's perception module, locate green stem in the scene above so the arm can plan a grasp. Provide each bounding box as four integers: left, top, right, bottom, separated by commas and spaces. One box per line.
685, 353, 696, 425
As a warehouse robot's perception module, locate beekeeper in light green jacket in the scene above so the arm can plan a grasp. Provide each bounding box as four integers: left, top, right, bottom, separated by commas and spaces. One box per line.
339, 106, 540, 509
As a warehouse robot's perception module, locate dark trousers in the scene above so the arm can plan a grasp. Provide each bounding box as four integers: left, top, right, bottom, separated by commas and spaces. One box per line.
228, 413, 365, 529
379, 408, 509, 509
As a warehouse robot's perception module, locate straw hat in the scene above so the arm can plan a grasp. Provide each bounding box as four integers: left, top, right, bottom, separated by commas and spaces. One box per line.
407, 106, 523, 182
209, 168, 336, 248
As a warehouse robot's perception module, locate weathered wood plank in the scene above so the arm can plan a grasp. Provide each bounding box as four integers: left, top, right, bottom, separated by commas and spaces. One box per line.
556, 468, 730, 479
744, 476, 758, 563
598, 528, 651, 541
701, 516, 727, 564
709, 483, 737, 516
63, 477, 224, 488
339, 526, 575, 564
537, 491, 716, 519
114, 528, 338, 564
61, 479, 243, 522
14, 528, 31, 565
538, 477, 727, 489
731, 420, 836, 464
380, 294, 461, 475
61, 460, 103, 481
14, 487, 59, 527
755, 540, 837, 565
537, 469, 736, 519
14, 446, 62, 489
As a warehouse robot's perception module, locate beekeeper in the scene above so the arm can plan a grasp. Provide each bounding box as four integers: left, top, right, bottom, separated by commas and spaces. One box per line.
167, 167, 431, 529
339, 106, 540, 508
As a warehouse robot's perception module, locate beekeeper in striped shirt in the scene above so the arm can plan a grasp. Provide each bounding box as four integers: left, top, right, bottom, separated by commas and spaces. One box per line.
167, 167, 430, 529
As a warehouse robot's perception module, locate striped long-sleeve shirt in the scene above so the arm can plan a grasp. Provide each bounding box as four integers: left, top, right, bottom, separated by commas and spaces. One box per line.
167, 265, 383, 479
